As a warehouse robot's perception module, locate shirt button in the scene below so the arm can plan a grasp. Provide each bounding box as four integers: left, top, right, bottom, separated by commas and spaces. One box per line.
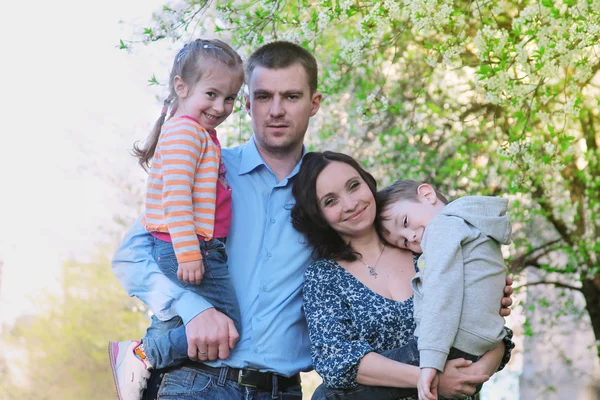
263, 285, 269, 291
267, 252, 272, 258
270, 218, 276, 224
254, 347, 259, 353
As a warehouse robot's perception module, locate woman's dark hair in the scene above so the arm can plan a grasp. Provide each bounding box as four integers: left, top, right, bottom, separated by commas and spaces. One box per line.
291, 151, 377, 261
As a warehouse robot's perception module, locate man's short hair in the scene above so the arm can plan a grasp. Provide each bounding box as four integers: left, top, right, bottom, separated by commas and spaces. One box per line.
246, 41, 318, 94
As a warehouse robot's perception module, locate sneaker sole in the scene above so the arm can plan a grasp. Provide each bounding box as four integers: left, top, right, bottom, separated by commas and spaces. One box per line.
108, 341, 125, 400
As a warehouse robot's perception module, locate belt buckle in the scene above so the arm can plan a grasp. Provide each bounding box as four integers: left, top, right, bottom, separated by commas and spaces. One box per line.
237, 369, 258, 388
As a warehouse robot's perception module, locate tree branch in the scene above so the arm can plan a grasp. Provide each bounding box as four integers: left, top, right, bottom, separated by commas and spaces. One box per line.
515, 280, 582, 292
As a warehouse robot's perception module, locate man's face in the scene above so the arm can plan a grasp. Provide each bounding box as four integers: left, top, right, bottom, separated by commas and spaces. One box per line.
245, 64, 321, 156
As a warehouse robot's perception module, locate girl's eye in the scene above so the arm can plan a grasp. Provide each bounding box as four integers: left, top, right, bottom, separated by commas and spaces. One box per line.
206, 92, 216, 98
225, 96, 236, 103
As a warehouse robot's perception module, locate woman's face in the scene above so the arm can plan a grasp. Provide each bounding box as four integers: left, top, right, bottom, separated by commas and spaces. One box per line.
315, 161, 376, 240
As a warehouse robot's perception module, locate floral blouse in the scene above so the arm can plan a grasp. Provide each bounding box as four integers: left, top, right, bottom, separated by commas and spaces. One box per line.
303, 258, 418, 390
303, 257, 514, 398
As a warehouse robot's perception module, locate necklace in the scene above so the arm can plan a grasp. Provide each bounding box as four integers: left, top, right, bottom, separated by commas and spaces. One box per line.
357, 244, 385, 279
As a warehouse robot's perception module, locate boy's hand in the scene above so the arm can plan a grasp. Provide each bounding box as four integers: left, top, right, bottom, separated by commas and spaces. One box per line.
177, 260, 204, 285
500, 276, 513, 317
418, 368, 439, 400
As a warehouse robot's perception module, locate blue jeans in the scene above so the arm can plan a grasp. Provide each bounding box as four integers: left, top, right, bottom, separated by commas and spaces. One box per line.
312, 338, 481, 400
142, 237, 241, 369
142, 367, 303, 400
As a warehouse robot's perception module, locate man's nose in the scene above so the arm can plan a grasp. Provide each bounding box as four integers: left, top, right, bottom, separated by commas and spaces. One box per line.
269, 98, 285, 117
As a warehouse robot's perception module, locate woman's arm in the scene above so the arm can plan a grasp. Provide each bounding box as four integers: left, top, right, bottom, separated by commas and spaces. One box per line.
356, 352, 420, 387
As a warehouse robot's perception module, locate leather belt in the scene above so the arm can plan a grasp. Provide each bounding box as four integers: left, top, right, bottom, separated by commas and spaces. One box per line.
184, 362, 301, 392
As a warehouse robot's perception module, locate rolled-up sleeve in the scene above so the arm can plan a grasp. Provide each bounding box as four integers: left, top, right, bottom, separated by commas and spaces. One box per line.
111, 216, 214, 324
303, 262, 373, 389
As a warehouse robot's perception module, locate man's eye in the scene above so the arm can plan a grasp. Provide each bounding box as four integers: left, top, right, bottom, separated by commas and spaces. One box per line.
288, 95, 299, 100
256, 95, 269, 100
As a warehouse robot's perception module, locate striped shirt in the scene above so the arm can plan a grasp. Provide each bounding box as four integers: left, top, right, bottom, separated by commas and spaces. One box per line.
143, 117, 220, 263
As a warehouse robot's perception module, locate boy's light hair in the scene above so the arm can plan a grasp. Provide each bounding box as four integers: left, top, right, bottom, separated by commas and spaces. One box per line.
376, 180, 449, 218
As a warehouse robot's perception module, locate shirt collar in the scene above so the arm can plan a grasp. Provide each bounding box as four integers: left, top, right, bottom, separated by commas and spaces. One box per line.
238, 136, 307, 179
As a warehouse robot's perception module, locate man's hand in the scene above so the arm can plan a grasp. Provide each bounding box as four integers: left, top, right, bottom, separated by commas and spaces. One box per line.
185, 308, 239, 361
418, 368, 439, 400
438, 359, 489, 399
178, 260, 204, 285
500, 275, 513, 317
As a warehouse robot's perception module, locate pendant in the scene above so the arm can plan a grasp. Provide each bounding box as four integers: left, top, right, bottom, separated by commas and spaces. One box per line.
367, 265, 378, 278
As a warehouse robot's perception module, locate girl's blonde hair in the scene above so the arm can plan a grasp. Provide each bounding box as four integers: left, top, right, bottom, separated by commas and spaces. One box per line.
133, 38, 244, 170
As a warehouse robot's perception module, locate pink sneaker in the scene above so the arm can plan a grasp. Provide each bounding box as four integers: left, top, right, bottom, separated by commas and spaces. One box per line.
108, 340, 153, 400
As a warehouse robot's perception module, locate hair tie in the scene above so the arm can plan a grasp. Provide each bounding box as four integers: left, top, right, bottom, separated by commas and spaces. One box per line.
176, 44, 191, 64
161, 99, 170, 116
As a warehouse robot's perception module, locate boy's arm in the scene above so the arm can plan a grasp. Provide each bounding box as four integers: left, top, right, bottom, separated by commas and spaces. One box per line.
418, 217, 467, 371
111, 215, 214, 324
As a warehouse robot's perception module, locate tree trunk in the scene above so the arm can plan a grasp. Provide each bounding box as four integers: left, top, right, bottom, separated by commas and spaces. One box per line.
581, 268, 600, 359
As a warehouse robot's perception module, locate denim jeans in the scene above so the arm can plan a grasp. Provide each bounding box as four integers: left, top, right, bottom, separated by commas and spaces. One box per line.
312, 338, 481, 400
142, 237, 241, 369
142, 367, 303, 400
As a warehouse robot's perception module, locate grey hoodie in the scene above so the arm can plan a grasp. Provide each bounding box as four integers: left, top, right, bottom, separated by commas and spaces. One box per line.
411, 196, 511, 371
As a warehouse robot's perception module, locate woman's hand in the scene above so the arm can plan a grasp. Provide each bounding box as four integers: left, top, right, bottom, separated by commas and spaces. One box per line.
500, 276, 513, 317
438, 359, 489, 399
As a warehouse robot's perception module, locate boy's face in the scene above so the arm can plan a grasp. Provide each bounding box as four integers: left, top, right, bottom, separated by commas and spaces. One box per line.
379, 185, 445, 253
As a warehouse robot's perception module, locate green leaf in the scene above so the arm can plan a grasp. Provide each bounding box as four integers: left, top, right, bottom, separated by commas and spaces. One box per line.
119, 39, 128, 50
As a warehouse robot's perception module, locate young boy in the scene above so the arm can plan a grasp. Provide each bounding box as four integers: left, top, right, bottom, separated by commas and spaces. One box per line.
377, 180, 511, 400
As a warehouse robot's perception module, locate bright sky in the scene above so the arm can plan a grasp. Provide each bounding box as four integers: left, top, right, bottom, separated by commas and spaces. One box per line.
0, 0, 170, 324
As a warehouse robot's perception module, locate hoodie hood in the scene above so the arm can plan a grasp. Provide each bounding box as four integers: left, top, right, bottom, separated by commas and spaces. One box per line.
441, 196, 511, 244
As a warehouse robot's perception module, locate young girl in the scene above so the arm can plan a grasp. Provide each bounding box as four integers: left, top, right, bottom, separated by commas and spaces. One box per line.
108, 38, 244, 400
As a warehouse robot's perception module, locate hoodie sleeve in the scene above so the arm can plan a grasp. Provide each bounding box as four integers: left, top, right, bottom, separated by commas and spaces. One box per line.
418, 216, 468, 371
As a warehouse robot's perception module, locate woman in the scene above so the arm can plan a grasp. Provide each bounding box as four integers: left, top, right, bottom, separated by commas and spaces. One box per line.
291, 151, 514, 400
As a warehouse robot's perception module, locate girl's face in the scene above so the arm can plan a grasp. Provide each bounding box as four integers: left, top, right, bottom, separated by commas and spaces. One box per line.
315, 161, 376, 241
176, 67, 243, 131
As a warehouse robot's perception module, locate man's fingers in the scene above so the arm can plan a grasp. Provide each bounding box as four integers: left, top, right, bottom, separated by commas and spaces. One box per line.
207, 341, 219, 361
218, 341, 231, 360
462, 373, 489, 386
228, 319, 239, 349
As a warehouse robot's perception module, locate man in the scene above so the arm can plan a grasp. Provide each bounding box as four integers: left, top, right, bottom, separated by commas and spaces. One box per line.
112, 41, 511, 399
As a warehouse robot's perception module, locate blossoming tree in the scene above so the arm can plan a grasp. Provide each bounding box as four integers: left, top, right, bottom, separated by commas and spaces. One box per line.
126, 0, 600, 358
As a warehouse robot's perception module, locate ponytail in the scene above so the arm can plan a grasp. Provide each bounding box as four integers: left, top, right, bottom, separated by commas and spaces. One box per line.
132, 95, 177, 171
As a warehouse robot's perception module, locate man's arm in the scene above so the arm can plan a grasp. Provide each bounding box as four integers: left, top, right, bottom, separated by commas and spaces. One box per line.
111, 215, 213, 324
112, 216, 238, 360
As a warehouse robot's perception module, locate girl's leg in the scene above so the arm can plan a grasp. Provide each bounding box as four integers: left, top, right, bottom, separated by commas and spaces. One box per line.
142, 315, 190, 369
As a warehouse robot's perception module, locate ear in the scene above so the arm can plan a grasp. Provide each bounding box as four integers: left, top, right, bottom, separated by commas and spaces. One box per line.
244, 93, 251, 115
173, 76, 188, 98
417, 184, 439, 205
310, 91, 322, 117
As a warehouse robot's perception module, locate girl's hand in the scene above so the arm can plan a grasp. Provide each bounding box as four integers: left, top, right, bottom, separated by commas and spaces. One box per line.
418, 368, 439, 400
438, 358, 489, 399
178, 260, 205, 284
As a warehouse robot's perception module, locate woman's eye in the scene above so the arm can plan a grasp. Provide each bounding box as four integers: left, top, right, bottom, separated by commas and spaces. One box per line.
403, 238, 409, 248
403, 216, 408, 228
350, 181, 360, 190
324, 198, 335, 207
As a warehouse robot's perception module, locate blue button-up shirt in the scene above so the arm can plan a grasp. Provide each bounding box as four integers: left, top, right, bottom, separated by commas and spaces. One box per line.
112, 136, 313, 376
